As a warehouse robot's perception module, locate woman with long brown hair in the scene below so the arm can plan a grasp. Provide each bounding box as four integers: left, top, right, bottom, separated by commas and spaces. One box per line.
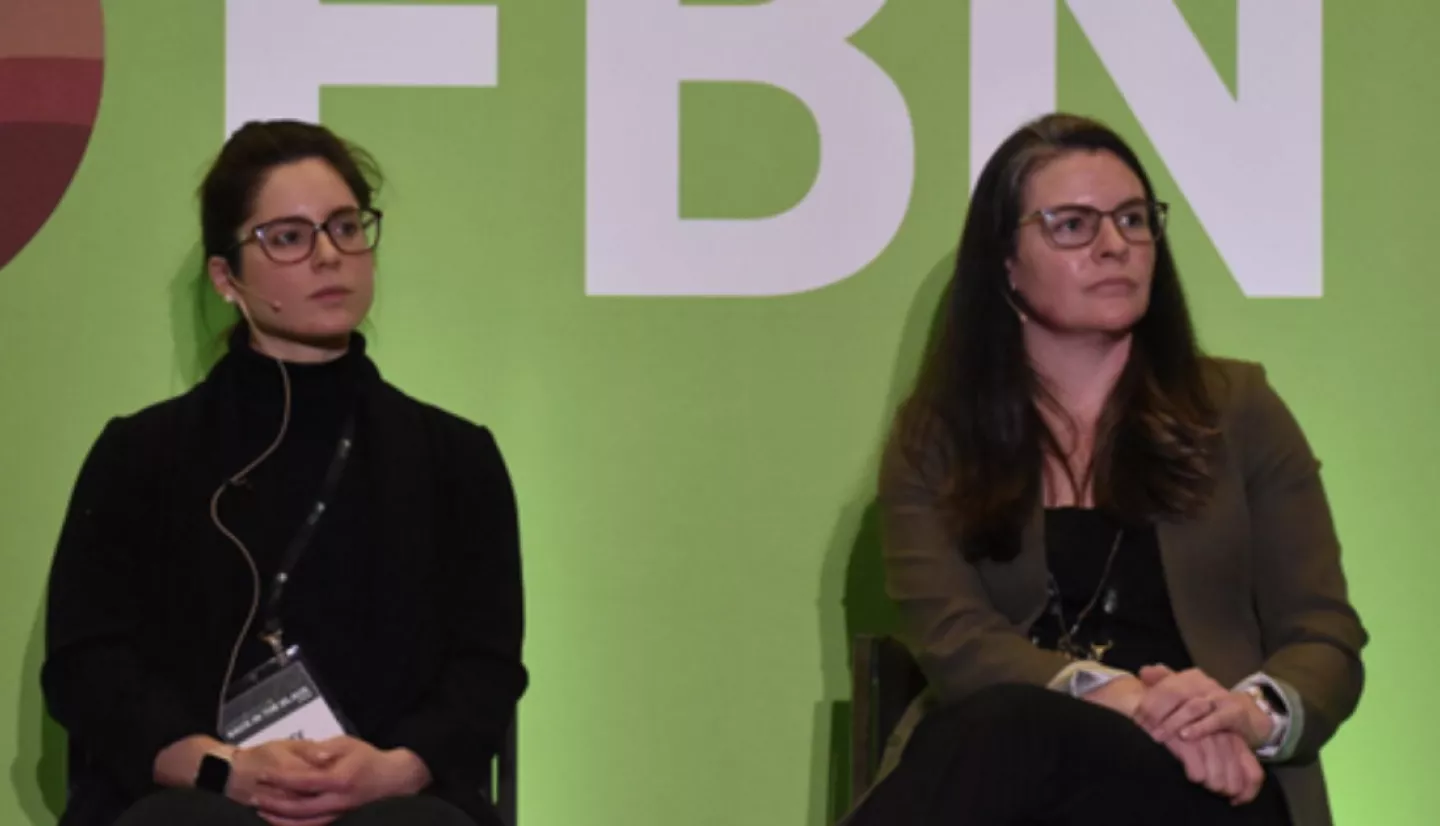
844, 113, 1366, 826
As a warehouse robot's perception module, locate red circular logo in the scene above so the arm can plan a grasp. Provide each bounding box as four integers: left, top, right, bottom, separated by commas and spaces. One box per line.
0, 0, 105, 271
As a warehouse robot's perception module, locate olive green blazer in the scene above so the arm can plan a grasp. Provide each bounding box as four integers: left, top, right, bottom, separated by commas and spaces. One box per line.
862, 359, 1367, 826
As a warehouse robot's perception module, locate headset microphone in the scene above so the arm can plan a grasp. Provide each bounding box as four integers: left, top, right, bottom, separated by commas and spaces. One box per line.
1004, 284, 1032, 324
225, 273, 283, 313
212, 270, 293, 733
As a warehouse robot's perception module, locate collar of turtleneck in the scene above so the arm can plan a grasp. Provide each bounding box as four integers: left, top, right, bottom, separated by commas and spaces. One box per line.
219, 324, 379, 432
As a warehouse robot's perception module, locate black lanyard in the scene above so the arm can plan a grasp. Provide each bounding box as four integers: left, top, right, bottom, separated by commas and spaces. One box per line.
260, 415, 357, 648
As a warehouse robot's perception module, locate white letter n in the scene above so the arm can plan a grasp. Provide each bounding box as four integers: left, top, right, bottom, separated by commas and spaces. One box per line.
224, 0, 499, 136
971, 0, 1322, 298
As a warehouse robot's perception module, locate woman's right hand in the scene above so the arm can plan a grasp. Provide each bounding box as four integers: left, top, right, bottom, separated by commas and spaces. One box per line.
1081, 675, 1264, 805
228, 740, 339, 826
1161, 729, 1265, 806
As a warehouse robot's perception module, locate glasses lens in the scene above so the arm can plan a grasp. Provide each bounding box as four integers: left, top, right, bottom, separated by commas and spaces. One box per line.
1043, 207, 1100, 248
258, 220, 316, 263
1115, 202, 1161, 243
325, 209, 380, 253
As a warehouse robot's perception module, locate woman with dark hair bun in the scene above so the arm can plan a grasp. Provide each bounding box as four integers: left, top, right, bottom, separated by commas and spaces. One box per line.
43, 120, 526, 826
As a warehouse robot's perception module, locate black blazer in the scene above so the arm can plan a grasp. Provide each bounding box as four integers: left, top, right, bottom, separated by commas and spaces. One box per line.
42, 342, 527, 825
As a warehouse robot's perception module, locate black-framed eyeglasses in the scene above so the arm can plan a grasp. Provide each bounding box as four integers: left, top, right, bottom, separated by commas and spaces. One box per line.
233, 207, 383, 264
1018, 199, 1168, 250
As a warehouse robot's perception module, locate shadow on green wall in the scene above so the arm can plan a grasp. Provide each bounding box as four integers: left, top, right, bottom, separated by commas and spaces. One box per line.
809, 249, 955, 825
171, 243, 233, 388
6, 248, 227, 826
13, 607, 65, 825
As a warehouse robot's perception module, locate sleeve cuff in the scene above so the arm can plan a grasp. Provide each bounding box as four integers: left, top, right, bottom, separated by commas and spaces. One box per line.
1234, 672, 1304, 762
382, 709, 454, 783
1047, 661, 1131, 697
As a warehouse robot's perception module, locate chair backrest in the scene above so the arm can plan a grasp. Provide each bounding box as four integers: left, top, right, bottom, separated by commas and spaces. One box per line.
849, 634, 928, 808
492, 717, 518, 825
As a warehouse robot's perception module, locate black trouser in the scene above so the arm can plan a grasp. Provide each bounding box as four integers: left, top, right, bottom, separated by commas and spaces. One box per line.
845, 683, 1292, 826
113, 790, 496, 826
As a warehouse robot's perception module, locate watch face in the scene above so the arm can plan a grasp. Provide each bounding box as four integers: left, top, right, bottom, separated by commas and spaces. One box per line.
1254, 683, 1285, 711
196, 753, 232, 794
1265, 685, 1286, 707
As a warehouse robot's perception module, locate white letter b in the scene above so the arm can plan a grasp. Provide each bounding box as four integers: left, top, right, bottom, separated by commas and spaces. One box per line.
586, 0, 915, 297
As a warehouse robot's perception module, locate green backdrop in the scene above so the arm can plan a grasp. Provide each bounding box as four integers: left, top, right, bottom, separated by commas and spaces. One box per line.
2, 1, 1435, 824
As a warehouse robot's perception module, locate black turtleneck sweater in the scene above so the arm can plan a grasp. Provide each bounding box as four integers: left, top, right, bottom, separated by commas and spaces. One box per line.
42, 329, 527, 826
218, 334, 376, 683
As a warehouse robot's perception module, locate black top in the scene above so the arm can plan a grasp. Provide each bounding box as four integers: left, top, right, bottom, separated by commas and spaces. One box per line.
221, 328, 371, 680
1029, 508, 1193, 674
42, 328, 527, 825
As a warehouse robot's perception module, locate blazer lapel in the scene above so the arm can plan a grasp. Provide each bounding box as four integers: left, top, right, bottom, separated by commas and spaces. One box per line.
974, 504, 1053, 630
360, 382, 437, 680
1156, 518, 1247, 685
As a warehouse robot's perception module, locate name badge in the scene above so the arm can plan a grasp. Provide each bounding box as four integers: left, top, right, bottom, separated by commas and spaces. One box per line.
221, 645, 349, 747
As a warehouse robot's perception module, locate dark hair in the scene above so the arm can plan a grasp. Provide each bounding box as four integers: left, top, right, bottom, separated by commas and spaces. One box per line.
896, 113, 1218, 562
199, 119, 382, 274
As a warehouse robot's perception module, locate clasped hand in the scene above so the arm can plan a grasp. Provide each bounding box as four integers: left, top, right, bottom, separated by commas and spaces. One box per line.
1090, 665, 1275, 806
225, 736, 429, 826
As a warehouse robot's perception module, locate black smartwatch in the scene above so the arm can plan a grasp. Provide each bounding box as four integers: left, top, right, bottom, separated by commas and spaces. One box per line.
195, 752, 233, 794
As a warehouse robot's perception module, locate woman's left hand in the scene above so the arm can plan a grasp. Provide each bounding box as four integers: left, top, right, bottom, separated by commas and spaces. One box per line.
252, 737, 432, 826
1135, 665, 1275, 750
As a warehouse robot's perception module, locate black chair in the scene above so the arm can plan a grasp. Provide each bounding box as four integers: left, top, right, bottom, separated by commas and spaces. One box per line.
848, 634, 927, 809
492, 717, 518, 825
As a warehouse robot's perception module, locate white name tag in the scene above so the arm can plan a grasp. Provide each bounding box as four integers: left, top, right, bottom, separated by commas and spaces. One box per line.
221, 646, 348, 747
